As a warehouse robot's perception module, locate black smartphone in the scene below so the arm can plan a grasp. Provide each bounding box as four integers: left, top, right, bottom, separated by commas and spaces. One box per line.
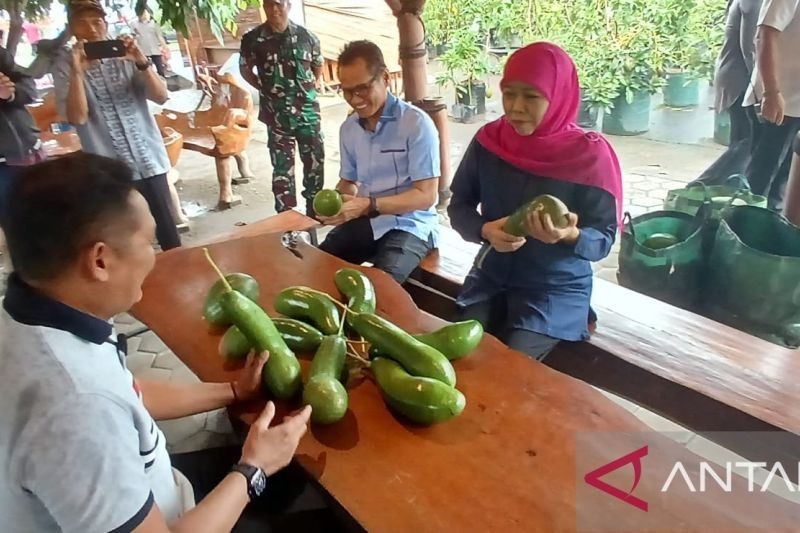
84, 40, 126, 60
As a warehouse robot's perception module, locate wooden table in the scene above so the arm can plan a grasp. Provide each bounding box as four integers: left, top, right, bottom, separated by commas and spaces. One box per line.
132, 234, 800, 532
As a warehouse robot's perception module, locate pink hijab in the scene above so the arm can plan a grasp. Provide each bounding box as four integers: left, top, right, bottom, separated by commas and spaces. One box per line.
476, 42, 623, 224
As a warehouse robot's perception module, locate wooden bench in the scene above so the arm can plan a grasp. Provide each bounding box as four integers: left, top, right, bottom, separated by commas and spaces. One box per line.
408, 224, 800, 478
155, 68, 256, 209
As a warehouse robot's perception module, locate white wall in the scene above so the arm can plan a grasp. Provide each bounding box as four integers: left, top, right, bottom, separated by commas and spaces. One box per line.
289, 0, 306, 26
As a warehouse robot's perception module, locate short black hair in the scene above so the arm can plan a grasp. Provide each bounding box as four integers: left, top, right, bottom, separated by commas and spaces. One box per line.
337, 40, 386, 77
5, 153, 137, 281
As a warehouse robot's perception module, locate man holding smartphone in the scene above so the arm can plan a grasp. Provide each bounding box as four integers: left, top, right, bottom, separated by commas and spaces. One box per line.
239, 0, 325, 216
53, 0, 181, 250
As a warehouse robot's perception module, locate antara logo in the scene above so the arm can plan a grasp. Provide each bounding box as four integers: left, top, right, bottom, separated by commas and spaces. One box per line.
584, 445, 649, 512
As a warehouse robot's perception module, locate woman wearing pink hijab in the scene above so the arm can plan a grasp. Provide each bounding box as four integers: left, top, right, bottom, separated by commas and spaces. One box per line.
448, 42, 623, 359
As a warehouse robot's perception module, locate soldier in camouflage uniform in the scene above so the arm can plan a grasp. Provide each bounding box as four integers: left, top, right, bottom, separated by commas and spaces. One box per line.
240, 0, 324, 215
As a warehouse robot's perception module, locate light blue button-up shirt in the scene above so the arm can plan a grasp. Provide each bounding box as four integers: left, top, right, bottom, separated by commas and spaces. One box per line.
339, 92, 440, 246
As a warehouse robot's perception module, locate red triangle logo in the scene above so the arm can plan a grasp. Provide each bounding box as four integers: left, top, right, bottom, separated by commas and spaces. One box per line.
584, 445, 649, 512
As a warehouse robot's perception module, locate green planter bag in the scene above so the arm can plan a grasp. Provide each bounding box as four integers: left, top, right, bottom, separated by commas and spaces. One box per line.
617, 209, 707, 311
664, 175, 767, 218
664, 176, 768, 256
707, 206, 800, 348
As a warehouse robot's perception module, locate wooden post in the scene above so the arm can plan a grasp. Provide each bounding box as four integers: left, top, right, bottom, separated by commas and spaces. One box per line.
385, 0, 452, 208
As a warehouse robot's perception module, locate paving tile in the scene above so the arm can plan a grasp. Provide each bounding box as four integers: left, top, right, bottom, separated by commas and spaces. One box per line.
138, 330, 169, 354
126, 352, 156, 376
647, 188, 670, 200
631, 196, 664, 208
624, 173, 647, 184
632, 180, 667, 192
152, 350, 186, 371
126, 335, 143, 356
204, 408, 234, 434
594, 268, 619, 284
633, 408, 693, 444
159, 413, 207, 445
114, 313, 149, 336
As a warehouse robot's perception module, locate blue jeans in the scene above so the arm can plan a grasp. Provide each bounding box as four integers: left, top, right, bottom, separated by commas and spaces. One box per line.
319, 216, 433, 284
0, 163, 20, 230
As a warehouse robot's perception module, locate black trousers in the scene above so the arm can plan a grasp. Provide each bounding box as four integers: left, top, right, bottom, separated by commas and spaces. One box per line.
694, 95, 759, 186
458, 293, 561, 361
319, 217, 433, 284
745, 111, 800, 209
150, 54, 166, 77
170, 446, 351, 532
135, 173, 181, 251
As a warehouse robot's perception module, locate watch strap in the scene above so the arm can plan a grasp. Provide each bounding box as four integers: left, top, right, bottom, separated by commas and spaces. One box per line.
231, 463, 260, 500
135, 58, 153, 71
368, 196, 379, 218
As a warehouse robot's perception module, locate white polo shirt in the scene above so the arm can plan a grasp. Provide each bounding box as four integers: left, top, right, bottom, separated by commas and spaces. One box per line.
744, 0, 800, 117
0, 274, 186, 532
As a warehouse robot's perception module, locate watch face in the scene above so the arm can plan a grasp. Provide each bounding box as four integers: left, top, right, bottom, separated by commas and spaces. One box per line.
252, 469, 267, 496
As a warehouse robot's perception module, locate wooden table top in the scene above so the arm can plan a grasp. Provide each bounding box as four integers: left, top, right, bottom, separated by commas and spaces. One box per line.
131, 234, 800, 532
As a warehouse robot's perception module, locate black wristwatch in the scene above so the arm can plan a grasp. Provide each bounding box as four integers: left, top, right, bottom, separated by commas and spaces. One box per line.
135, 58, 153, 71
368, 196, 380, 218
231, 463, 267, 500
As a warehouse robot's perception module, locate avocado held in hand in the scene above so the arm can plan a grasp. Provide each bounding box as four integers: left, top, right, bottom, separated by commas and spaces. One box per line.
313, 189, 343, 217
504, 194, 570, 236
203, 273, 260, 327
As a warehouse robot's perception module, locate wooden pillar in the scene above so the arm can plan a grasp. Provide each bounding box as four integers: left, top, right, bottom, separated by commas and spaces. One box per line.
784, 133, 800, 226
386, 0, 452, 207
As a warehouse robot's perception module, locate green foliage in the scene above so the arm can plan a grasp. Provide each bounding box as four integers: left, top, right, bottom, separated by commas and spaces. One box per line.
435, 26, 498, 90
424, 0, 727, 109
0, 0, 54, 21
156, 0, 260, 42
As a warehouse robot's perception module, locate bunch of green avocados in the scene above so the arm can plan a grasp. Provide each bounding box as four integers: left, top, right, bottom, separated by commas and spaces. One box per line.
202, 249, 483, 426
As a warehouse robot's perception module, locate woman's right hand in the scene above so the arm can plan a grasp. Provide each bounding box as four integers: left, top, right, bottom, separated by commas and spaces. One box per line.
481, 217, 525, 253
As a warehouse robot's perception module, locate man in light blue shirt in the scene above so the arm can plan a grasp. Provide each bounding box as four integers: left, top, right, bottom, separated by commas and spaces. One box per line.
318, 40, 440, 283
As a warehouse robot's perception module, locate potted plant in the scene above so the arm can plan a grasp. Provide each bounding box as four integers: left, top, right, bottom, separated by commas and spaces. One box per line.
436, 27, 496, 115
594, 0, 665, 136
487, 0, 531, 51
423, 0, 461, 57
647, 0, 703, 108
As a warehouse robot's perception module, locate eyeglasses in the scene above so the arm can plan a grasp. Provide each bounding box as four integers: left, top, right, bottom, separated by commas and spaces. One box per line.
340, 74, 380, 100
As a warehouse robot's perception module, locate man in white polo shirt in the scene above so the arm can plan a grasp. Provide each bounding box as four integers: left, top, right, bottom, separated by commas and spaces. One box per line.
0, 153, 333, 532
744, 0, 800, 208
